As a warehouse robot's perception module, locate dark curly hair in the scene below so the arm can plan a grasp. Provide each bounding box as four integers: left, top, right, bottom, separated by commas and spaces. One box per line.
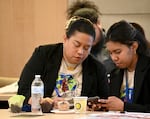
67, 0, 101, 24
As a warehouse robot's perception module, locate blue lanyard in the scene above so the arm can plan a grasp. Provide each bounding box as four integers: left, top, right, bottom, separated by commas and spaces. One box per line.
125, 70, 129, 99
124, 69, 133, 103
55, 87, 61, 97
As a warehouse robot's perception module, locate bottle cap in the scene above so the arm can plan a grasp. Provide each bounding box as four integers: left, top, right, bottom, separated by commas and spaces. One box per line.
35, 75, 41, 78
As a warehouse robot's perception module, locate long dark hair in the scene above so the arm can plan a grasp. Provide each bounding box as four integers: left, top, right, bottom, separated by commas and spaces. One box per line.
106, 20, 149, 56
91, 29, 105, 55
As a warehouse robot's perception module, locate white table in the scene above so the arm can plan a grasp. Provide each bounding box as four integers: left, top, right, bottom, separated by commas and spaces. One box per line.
1, 109, 150, 119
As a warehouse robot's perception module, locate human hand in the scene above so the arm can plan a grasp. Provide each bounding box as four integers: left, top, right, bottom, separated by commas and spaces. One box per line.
40, 97, 53, 104
28, 97, 31, 105
52, 97, 65, 109
28, 97, 54, 105
99, 96, 124, 111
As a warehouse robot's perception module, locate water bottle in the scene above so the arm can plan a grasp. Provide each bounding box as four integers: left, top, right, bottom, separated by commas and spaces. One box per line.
31, 75, 44, 113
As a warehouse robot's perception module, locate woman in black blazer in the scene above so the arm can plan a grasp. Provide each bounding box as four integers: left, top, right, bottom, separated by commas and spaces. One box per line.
17, 16, 109, 108
100, 20, 150, 112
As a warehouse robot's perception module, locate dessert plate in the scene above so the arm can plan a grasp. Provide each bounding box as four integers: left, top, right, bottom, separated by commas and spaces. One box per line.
11, 112, 44, 117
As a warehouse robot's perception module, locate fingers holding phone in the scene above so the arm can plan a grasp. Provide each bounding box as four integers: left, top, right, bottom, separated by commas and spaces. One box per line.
87, 96, 108, 111
87, 96, 101, 111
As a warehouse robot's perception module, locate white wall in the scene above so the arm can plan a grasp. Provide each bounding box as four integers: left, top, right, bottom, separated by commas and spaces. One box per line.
69, 0, 150, 40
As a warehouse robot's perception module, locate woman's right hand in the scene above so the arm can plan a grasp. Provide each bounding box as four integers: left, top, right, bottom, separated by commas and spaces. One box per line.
52, 97, 65, 109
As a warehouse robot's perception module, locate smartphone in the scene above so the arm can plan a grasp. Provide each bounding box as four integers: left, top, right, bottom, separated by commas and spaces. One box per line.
87, 96, 101, 111
87, 96, 99, 104
87, 96, 108, 111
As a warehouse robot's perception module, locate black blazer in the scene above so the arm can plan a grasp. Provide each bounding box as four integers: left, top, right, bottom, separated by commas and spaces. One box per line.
109, 55, 150, 112
17, 43, 109, 104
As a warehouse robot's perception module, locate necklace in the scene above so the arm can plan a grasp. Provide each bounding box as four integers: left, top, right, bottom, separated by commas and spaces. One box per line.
63, 58, 78, 71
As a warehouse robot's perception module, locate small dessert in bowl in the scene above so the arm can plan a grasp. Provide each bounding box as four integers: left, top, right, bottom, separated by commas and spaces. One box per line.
58, 101, 70, 111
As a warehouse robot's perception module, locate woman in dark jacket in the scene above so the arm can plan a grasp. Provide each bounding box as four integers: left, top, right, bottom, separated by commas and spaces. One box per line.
17, 16, 109, 107
100, 20, 150, 112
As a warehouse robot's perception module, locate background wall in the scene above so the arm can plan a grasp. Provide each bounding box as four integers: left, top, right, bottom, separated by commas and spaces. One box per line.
69, 0, 150, 40
0, 0, 67, 77
0, 0, 150, 77
95, 0, 150, 41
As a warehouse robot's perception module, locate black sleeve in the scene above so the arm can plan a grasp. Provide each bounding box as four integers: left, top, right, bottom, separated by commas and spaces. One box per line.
124, 102, 150, 113
97, 62, 109, 99
17, 46, 46, 104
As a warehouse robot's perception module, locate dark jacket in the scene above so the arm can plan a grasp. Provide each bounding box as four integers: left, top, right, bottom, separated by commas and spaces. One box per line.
17, 43, 109, 104
108, 55, 150, 112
